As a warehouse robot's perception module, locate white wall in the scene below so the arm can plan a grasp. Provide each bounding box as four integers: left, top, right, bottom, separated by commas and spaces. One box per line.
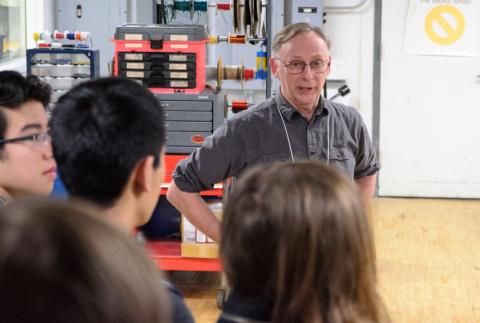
323, 0, 375, 134
26, 0, 54, 49
322, 0, 480, 198
378, 1, 480, 198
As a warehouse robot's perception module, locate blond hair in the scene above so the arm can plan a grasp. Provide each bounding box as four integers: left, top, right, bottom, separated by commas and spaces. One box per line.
272, 22, 331, 55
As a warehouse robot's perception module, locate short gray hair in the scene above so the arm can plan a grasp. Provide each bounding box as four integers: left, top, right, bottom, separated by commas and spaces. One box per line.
271, 22, 331, 55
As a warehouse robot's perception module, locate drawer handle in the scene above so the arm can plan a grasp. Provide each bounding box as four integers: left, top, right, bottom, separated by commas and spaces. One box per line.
191, 135, 205, 145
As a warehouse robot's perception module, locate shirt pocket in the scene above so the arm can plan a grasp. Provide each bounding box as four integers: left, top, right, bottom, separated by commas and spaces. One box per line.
260, 153, 293, 164
326, 147, 355, 178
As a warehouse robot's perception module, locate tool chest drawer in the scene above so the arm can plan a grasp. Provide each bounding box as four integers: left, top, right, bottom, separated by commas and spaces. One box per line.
165, 111, 212, 121
160, 100, 212, 111
166, 121, 213, 132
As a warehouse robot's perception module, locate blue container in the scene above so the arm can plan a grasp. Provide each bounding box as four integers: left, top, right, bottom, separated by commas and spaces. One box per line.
50, 176, 68, 199
139, 196, 182, 239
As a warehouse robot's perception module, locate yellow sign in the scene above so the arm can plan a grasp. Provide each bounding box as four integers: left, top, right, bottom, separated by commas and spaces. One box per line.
425, 5, 465, 45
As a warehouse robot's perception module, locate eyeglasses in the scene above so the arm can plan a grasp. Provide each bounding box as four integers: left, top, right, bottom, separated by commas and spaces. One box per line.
275, 58, 330, 74
0, 132, 51, 149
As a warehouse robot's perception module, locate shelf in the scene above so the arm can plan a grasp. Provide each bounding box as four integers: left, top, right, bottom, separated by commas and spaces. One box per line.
160, 182, 223, 196
145, 240, 223, 272
162, 154, 223, 196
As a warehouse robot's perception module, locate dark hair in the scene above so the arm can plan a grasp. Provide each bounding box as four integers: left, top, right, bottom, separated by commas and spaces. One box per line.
0, 70, 51, 142
271, 22, 331, 55
0, 198, 170, 323
221, 161, 389, 323
50, 77, 166, 206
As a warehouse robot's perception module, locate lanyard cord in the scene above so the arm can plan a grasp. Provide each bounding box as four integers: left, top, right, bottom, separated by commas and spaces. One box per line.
276, 104, 331, 164
276, 104, 295, 162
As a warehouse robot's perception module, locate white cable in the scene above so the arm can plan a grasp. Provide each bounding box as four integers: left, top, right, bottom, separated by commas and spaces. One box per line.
327, 114, 330, 164
276, 104, 331, 165
276, 104, 295, 162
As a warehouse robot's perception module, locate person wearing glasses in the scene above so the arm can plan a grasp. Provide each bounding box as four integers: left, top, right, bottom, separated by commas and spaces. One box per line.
0, 71, 56, 206
168, 22, 380, 242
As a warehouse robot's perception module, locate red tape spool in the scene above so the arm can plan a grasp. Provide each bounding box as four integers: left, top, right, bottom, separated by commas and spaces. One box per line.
217, 3, 231, 10
231, 100, 248, 109
243, 68, 254, 81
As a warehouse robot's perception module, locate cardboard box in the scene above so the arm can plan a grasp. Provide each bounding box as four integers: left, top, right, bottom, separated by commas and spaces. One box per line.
180, 242, 219, 258
180, 199, 222, 258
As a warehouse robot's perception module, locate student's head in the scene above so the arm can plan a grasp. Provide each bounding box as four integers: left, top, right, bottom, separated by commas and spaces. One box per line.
50, 77, 166, 224
0, 71, 55, 200
0, 198, 170, 323
221, 161, 388, 323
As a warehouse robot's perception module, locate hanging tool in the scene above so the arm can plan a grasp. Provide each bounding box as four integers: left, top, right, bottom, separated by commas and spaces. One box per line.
329, 85, 351, 101
190, 0, 195, 19
252, 0, 259, 38
244, 0, 252, 36
259, 0, 266, 37
233, 0, 239, 33
157, 0, 167, 24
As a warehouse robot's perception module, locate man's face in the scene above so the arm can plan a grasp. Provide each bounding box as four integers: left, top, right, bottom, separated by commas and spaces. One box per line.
270, 31, 331, 113
0, 101, 56, 198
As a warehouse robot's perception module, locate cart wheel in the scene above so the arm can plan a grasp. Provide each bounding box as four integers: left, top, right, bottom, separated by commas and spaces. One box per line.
216, 287, 227, 309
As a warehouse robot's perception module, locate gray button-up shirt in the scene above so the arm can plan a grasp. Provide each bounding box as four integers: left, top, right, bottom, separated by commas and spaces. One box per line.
174, 93, 380, 192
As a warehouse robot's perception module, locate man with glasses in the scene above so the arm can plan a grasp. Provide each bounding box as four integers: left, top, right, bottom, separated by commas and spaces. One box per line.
167, 22, 380, 242
0, 71, 56, 205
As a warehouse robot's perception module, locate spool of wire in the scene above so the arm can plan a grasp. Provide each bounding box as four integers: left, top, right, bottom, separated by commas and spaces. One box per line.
80, 32, 91, 41
53, 31, 65, 40
208, 35, 219, 44
34, 31, 50, 43
216, 57, 254, 88
194, 0, 207, 11
173, 0, 207, 12
66, 32, 76, 40
43, 32, 52, 41
228, 34, 246, 44
173, 1, 190, 11
217, 3, 231, 10
223, 65, 243, 81
243, 68, 254, 81
32, 30, 91, 48
230, 100, 250, 114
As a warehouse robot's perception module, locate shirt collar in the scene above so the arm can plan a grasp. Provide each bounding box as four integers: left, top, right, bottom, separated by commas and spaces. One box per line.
0, 195, 8, 206
274, 89, 329, 121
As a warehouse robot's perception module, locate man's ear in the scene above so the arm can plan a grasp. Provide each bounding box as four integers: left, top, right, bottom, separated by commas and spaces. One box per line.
134, 156, 156, 192
269, 56, 279, 78
326, 56, 331, 76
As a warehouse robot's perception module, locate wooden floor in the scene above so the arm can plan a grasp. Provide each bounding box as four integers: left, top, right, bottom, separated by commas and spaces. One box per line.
169, 198, 480, 323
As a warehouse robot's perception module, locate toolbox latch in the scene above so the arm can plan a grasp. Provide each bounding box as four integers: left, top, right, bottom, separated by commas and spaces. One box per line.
150, 34, 163, 49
